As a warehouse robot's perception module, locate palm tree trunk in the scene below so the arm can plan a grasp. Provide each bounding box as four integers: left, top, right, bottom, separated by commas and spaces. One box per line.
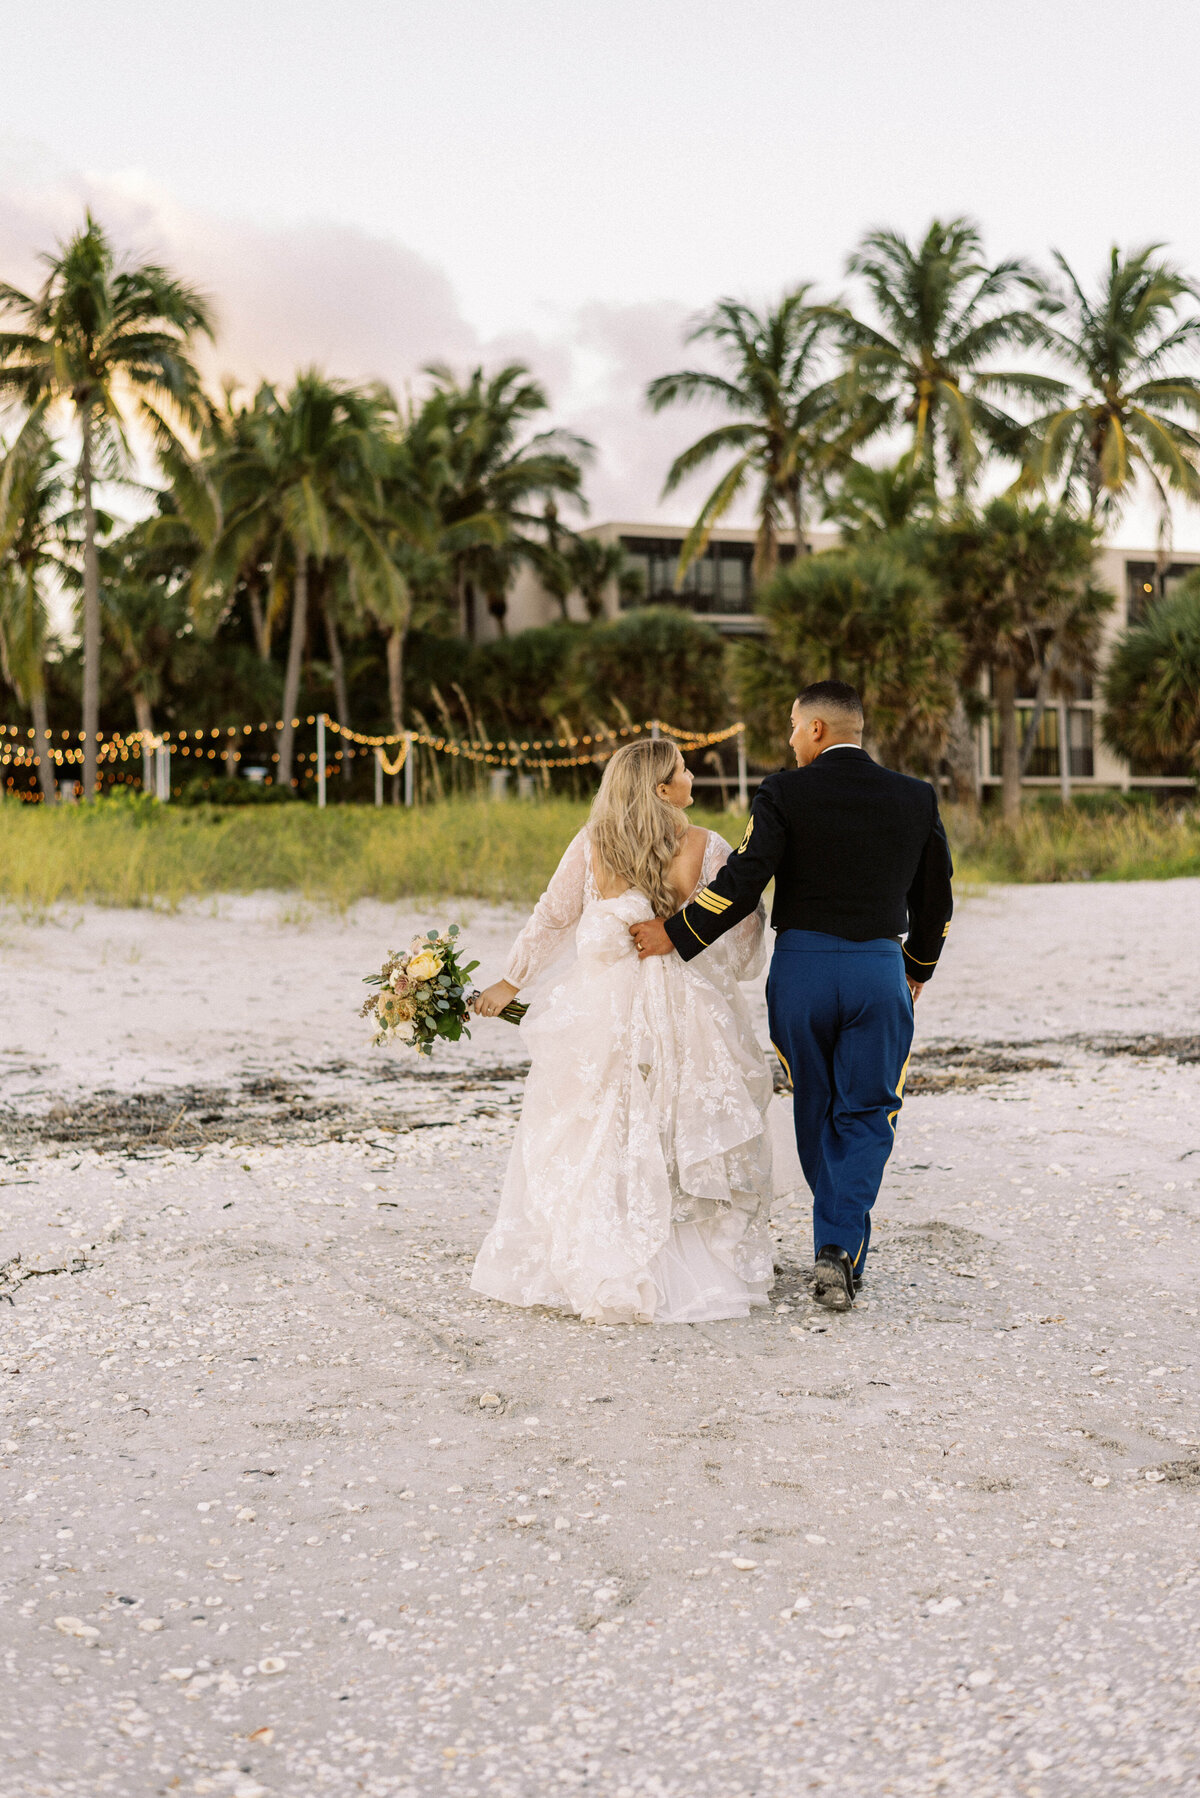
79, 410, 101, 799
751, 517, 778, 589
995, 663, 1021, 821
321, 593, 352, 782
248, 579, 270, 660
132, 689, 155, 739
387, 627, 404, 805
944, 691, 979, 810
277, 559, 308, 788
788, 483, 809, 556
30, 683, 56, 807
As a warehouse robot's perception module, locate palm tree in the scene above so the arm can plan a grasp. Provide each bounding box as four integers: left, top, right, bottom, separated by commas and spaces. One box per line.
647, 289, 859, 585
1023, 245, 1200, 548
99, 514, 196, 741
196, 371, 401, 786
927, 498, 1113, 817
1101, 577, 1200, 775
0, 212, 213, 795
422, 364, 590, 639
735, 546, 961, 774
824, 454, 937, 544
834, 218, 1051, 492
568, 536, 632, 620
375, 390, 482, 783
0, 426, 76, 804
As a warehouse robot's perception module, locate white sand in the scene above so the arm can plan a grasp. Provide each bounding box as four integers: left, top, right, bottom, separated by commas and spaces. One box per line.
1, 880, 1198, 1797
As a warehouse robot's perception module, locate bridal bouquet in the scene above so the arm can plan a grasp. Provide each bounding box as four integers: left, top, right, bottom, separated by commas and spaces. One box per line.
361, 925, 480, 1056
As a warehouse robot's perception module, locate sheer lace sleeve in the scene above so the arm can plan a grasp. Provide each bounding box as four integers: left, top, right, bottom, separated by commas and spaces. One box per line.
697, 831, 766, 981
502, 829, 591, 989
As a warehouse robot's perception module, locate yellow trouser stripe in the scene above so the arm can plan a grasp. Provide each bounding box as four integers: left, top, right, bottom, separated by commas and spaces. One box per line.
888, 1051, 911, 1132
770, 1041, 793, 1089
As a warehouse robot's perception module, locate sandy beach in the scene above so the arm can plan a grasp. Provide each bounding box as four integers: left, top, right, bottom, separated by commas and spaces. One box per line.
2, 879, 1199, 1798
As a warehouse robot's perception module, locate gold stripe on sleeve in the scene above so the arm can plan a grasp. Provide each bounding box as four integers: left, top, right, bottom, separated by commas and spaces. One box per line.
682, 911, 710, 947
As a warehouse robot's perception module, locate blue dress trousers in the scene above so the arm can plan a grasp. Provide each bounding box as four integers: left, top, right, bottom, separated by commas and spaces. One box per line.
767, 930, 914, 1275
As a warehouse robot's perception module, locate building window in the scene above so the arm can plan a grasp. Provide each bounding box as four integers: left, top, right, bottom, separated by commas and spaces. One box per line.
988, 704, 1095, 778
618, 536, 755, 614
1125, 560, 1198, 623
1066, 706, 1094, 777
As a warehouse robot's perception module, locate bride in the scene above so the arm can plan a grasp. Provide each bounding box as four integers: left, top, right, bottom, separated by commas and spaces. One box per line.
470, 738, 774, 1326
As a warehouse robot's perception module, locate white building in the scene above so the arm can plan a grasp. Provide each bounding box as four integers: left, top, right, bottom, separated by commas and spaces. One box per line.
490, 523, 1195, 794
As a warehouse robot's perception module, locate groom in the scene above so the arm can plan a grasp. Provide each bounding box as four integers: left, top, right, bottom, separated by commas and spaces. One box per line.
631, 681, 954, 1311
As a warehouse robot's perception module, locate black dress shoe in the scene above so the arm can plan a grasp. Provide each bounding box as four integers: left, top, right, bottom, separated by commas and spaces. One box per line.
812, 1246, 856, 1311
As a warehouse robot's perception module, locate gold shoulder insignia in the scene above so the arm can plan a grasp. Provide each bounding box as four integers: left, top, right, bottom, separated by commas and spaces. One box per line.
942, 922, 951, 938
735, 815, 754, 854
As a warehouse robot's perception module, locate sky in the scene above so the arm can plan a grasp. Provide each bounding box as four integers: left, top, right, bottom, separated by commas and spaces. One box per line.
4, 0, 1200, 543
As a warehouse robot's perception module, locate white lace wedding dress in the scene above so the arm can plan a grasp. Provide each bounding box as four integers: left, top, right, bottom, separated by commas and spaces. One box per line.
470, 828, 775, 1325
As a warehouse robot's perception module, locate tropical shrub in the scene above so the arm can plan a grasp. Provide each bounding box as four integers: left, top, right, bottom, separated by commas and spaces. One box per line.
567, 608, 730, 731
1102, 578, 1200, 775
736, 547, 960, 772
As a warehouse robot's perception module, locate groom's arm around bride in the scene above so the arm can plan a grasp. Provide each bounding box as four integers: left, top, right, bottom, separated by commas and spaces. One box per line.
630, 680, 953, 1311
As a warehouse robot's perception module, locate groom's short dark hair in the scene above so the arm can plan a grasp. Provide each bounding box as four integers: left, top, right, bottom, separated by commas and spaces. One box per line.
795, 680, 864, 723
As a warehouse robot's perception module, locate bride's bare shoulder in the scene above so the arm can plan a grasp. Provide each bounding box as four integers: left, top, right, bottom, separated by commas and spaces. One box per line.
668, 826, 710, 900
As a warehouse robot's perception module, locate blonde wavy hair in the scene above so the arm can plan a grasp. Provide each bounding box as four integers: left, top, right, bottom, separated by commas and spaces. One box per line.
588, 739, 689, 919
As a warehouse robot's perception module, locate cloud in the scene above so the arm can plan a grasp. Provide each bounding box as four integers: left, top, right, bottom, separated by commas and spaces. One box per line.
562, 298, 749, 526
0, 161, 750, 527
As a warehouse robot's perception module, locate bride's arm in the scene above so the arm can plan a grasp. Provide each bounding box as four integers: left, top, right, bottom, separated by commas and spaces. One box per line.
481, 830, 589, 1002
698, 832, 767, 981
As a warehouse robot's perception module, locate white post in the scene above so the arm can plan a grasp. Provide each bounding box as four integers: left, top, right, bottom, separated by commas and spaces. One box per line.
1058, 699, 1072, 806
403, 735, 415, 807
142, 736, 153, 793
650, 720, 660, 740
736, 724, 748, 810
374, 750, 383, 808
317, 713, 326, 809
154, 744, 171, 802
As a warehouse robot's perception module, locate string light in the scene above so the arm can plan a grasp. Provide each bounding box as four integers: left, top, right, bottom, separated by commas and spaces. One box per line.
0, 715, 745, 778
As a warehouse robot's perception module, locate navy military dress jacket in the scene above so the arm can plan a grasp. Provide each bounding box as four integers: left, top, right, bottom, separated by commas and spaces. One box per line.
664, 746, 954, 984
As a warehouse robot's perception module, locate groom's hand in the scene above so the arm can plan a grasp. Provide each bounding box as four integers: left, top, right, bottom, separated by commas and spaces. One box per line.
630, 919, 675, 959
907, 978, 924, 1003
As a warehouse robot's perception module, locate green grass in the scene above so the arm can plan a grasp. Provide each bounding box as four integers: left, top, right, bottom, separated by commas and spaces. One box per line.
946, 800, 1200, 884
0, 791, 1196, 910
0, 794, 603, 910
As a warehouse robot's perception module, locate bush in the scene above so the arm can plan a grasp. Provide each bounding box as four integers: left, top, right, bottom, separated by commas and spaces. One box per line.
1102, 579, 1200, 776
471, 625, 584, 734
405, 613, 731, 740
567, 608, 729, 730
736, 548, 961, 771
175, 775, 297, 806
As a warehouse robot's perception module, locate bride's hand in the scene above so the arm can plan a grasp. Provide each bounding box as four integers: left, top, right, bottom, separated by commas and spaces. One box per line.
474, 979, 519, 1017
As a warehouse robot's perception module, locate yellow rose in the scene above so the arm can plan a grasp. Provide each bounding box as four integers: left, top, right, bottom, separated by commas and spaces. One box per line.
407, 951, 442, 983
